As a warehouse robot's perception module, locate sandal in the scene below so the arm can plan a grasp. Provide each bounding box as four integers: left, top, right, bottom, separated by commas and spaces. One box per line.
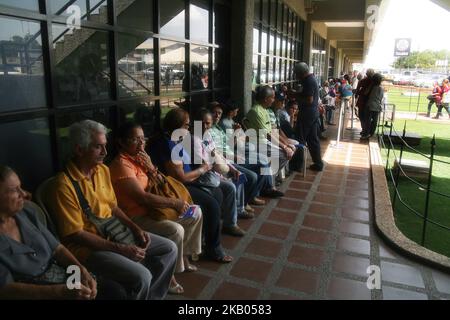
211, 254, 233, 263
184, 264, 198, 272
168, 283, 184, 295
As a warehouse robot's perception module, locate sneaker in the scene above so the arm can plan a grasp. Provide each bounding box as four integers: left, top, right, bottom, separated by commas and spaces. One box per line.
238, 210, 255, 219
222, 225, 246, 237
309, 164, 323, 172
260, 188, 284, 198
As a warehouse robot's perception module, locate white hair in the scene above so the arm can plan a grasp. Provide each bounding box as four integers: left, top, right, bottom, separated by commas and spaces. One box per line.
294, 62, 310, 75
69, 120, 107, 154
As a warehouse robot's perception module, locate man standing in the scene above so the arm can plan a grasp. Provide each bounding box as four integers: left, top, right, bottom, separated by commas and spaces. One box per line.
292, 62, 324, 172
355, 69, 375, 138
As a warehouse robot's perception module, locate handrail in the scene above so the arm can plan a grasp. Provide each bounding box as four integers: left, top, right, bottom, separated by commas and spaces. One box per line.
117, 67, 152, 95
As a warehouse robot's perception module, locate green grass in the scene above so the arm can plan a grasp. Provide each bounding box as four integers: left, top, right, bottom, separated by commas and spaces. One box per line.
380, 119, 450, 256
383, 85, 431, 113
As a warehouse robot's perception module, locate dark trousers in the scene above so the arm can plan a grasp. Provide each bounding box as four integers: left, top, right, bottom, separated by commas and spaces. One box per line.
235, 164, 263, 203
436, 103, 450, 117
297, 119, 323, 169
369, 111, 380, 136
359, 106, 370, 135
241, 163, 274, 193
427, 100, 437, 116
185, 185, 225, 259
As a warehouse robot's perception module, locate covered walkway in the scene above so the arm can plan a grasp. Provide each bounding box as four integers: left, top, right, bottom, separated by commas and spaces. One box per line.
170, 115, 450, 300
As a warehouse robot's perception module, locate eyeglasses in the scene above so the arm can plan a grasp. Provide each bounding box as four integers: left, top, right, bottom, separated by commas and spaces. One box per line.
128, 136, 148, 144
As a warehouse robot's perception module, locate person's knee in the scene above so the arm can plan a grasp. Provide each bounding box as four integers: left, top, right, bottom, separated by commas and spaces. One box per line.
172, 223, 185, 247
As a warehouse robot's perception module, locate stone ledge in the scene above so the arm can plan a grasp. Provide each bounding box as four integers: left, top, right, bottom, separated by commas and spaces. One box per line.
369, 140, 450, 272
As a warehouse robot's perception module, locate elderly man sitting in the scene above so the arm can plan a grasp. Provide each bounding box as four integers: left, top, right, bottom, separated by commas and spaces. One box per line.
48, 120, 177, 300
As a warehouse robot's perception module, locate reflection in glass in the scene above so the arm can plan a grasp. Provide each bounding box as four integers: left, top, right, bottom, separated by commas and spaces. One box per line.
214, 48, 229, 88
282, 38, 287, 57
57, 108, 113, 164
268, 57, 274, 83
160, 0, 185, 39
117, 0, 153, 31
269, 33, 275, 56
254, 0, 260, 21
117, 33, 154, 98
261, 29, 268, 54
50, 0, 109, 23
190, 45, 209, 90
252, 54, 259, 86
276, 34, 282, 56
283, 7, 288, 34
253, 28, 259, 54
270, 0, 276, 25
277, 1, 282, 30
190, 0, 209, 43
260, 56, 267, 84
52, 24, 110, 106
214, 2, 230, 46
274, 59, 279, 82
280, 59, 285, 82
0, 17, 46, 112
262, 0, 269, 25
0, 118, 53, 190
160, 40, 185, 94
119, 101, 157, 136
159, 97, 187, 125
0, 0, 38, 11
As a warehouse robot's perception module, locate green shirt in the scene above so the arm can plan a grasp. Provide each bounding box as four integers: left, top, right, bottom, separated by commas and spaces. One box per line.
245, 104, 272, 132
210, 124, 234, 159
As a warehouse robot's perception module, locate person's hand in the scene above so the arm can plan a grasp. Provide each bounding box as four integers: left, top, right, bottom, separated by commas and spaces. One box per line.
233, 123, 242, 130
136, 151, 154, 172
229, 166, 240, 181
132, 227, 151, 250
56, 283, 94, 300
80, 267, 97, 300
201, 163, 213, 173
288, 144, 296, 152
284, 146, 294, 160
174, 199, 190, 215
117, 244, 147, 261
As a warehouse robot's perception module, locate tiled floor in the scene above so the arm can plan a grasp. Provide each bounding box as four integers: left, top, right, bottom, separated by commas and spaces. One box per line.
168, 117, 450, 300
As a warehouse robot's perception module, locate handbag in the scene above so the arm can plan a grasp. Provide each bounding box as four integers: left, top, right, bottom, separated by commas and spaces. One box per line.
65, 170, 136, 245
194, 170, 221, 188
16, 261, 68, 285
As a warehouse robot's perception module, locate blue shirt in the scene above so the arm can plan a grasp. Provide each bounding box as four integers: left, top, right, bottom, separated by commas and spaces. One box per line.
149, 135, 192, 174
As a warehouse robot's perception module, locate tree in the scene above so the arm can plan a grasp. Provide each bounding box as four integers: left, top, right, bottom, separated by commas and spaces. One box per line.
393, 50, 450, 69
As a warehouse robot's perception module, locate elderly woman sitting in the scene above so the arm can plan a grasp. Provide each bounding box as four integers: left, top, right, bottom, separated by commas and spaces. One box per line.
109, 122, 203, 295
0, 165, 125, 299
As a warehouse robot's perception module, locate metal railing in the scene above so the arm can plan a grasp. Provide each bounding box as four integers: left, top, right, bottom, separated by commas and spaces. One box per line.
377, 109, 450, 247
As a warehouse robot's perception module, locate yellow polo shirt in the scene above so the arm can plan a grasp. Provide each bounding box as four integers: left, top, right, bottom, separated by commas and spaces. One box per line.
49, 161, 117, 262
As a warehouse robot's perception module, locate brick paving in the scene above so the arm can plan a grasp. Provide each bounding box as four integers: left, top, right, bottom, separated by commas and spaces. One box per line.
168, 117, 450, 300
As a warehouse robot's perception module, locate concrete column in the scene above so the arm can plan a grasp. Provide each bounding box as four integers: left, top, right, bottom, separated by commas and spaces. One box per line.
324, 39, 331, 81
302, 19, 313, 65
230, 0, 254, 114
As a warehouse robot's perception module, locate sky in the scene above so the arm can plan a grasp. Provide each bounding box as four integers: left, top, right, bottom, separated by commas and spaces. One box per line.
365, 0, 450, 69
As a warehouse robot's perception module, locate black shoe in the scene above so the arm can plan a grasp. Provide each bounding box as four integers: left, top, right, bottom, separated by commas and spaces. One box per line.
260, 188, 284, 198
309, 164, 323, 172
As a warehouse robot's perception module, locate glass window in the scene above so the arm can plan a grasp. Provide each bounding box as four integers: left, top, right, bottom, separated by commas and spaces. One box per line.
190, 0, 209, 43
214, 2, 230, 46
0, 0, 39, 11
159, 96, 186, 125
0, 17, 46, 112
280, 59, 285, 82
160, 0, 185, 39
260, 56, 267, 84
160, 40, 185, 94
253, 28, 260, 54
274, 59, 279, 82
0, 118, 53, 191
191, 45, 209, 90
270, 0, 276, 26
269, 33, 275, 56
252, 54, 259, 86
276, 34, 282, 56
276, 1, 282, 30
117, 0, 153, 31
56, 107, 114, 164
117, 33, 154, 98
214, 48, 229, 88
50, 0, 109, 24
262, 0, 269, 25
52, 24, 111, 106
119, 100, 157, 136
268, 57, 274, 83
261, 29, 268, 54
283, 6, 288, 34
254, 0, 260, 21
282, 38, 287, 58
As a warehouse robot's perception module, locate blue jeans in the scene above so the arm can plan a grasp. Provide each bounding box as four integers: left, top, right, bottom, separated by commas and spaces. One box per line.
219, 179, 238, 227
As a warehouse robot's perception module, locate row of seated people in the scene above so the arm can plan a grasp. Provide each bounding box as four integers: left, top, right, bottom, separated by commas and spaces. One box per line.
0, 99, 297, 299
